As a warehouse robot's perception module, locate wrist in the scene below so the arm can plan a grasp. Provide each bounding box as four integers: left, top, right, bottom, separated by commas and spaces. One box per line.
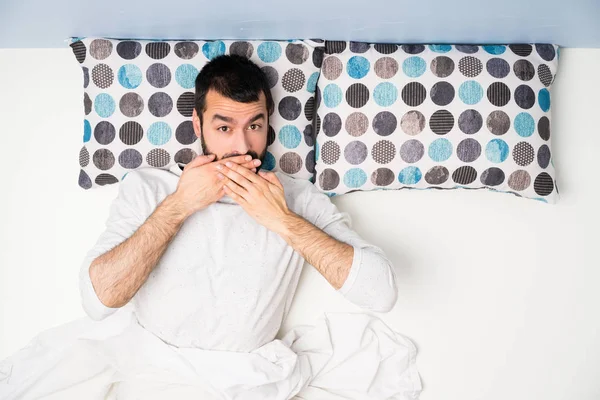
276, 211, 302, 245
162, 193, 191, 223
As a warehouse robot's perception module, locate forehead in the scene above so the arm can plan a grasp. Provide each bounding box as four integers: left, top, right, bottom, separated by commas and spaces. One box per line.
204, 89, 267, 119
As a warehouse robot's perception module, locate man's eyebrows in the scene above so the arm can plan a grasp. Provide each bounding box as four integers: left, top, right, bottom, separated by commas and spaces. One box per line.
210, 113, 265, 124
248, 113, 266, 123
211, 114, 234, 123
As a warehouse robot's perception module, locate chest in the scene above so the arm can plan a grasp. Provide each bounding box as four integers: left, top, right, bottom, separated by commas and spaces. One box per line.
144, 204, 293, 295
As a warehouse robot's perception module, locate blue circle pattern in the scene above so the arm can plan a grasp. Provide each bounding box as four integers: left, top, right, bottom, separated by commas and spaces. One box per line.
486, 139, 509, 163
83, 119, 91, 142
118, 64, 142, 89
344, 168, 367, 188
398, 166, 422, 185
514, 112, 535, 137
94, 93, 115, 118
459, 81, 483, 105
347, 56, 370, 79
202, 41, 226, 60
429, 45, 452, 53
538, 88, 550, 112
402, 57, 426, 78
429, 138, 453, 162
373, 82, 398, 107
147, 122, 172, 146
263, 151, 276, 170
483, 45, 506, 55
257, 42, 282, 63
323, 84, 342, 108
307, 72, 319, 93
80, 41, 557, 198
175, 64, 199, 89
279, 125, 302, 149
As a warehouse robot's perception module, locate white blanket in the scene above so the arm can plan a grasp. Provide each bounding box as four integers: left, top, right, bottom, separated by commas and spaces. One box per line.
0, 310, 421, 400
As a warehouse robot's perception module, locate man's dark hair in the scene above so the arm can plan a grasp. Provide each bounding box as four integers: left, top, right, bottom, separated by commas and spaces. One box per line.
194, 54, 275, 128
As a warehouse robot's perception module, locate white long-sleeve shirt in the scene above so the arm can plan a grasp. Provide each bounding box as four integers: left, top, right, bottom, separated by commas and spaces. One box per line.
79, 164, 398, 352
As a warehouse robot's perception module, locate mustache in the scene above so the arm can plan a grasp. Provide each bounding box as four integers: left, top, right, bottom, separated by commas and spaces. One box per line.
221, 150, 261, 160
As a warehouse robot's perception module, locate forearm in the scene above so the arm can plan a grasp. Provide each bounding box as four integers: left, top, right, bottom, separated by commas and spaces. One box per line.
277, 210, 398, 312
277, 212, 353, 290
89, 194, 187, 308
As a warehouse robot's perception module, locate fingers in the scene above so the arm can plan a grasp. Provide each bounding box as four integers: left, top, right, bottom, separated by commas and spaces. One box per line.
184, 154, 216, 171
258, 170, 283, 190
184, 154, 260, 177
214, 155, 254, 166
216, 171, 254, 195
222, 181, 248, 204
218, 162, 263, 189
242, 159, 261, 170
211, 156, 261, 172
215, 167, 248, 197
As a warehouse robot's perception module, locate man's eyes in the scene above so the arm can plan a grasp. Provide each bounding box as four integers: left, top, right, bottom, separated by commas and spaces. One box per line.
217, 125, 262, 132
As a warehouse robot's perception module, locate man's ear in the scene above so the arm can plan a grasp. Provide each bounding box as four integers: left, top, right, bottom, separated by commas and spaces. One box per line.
192, 108, 201, 138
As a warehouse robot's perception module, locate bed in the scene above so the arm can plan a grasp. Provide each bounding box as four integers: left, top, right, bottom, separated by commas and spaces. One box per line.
1, 3, 600, 399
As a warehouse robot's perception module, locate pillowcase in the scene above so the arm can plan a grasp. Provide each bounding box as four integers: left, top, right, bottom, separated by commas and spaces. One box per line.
70, 37, 325, 189
313, 41, 560, 203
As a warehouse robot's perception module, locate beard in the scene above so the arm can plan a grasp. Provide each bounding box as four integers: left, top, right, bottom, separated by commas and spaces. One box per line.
200, 129, 267, 173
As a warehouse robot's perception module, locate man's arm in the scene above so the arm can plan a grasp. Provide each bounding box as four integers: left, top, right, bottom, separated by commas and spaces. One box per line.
276, 214, 353, 290
79, 170, 187, 320
88, 194, 186, 309
81, 154, 260, 320
275, 188, 398, 313
217, 164, 398, 313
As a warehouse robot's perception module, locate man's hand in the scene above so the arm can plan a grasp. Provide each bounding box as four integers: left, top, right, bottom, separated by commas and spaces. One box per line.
216, 161, 356, 292
172, 154, 262, 218
216, 162, 293, 233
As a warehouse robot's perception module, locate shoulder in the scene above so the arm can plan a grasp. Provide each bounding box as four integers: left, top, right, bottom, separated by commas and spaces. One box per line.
116, 167, 178, 217
274, 171, 313, 197
273, 171, 332, 216
121, 167, 177, 194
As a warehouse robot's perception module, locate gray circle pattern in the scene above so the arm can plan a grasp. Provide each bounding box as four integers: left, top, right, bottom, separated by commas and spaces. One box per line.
72, 38, 323, 188
314, 42, 558, 201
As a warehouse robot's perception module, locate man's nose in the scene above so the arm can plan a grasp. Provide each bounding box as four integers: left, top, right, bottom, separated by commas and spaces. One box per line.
232, 130, 250, 154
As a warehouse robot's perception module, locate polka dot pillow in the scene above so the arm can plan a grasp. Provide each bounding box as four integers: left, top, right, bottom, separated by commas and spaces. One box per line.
314, 41, 560, 203
70, 37, 325, 189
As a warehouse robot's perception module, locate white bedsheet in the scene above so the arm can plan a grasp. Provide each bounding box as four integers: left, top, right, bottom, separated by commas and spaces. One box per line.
0, 309, 421, 400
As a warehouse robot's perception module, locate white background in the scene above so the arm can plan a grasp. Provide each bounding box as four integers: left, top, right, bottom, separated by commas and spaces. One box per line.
0, 47, 599, 399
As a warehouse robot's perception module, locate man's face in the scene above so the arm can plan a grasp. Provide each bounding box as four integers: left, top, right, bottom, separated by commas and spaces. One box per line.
192, 89, 269, 168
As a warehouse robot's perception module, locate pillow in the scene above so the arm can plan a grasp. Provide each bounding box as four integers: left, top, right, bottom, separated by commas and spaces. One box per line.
313, 41, 560, 203
70, 37, 325, 189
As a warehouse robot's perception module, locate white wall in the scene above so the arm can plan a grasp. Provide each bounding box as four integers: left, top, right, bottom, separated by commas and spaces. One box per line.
0, 47, 599, 400
1, 0, 599, 48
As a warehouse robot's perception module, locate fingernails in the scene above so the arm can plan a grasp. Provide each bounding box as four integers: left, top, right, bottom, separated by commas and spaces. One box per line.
225, 161, 232, 167
217, 173, 224, 179
252, 168, 257, 172
245, 155, 252, 161
216, 164, 223, 170
254, 159, 261, 166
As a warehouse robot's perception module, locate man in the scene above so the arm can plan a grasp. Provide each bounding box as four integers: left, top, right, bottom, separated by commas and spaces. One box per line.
80, 54, 398, 353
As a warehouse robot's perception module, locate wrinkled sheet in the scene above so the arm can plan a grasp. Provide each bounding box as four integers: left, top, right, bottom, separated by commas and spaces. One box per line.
0, 309, 421, 400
